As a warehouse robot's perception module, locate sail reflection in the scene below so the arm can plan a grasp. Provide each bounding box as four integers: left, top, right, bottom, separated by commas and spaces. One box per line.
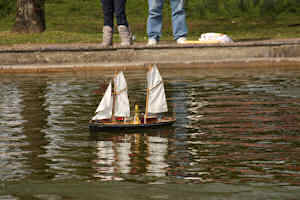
94, 141, 116, 180
91, 128, 174, 181
116, 140, 131, 174
146, 136, 168, 177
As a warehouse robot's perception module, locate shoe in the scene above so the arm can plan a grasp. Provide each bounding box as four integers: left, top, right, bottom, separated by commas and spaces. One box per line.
101, 26, 113, 47
176, 37, 187, 44
147, 38, 158, 46
118, 25, 132, 46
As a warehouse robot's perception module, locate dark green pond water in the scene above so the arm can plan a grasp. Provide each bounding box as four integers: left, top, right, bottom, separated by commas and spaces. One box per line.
1, 66, 300, 199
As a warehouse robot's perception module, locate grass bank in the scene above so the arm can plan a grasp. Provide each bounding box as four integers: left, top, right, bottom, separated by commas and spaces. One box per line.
0, 0, 299, 45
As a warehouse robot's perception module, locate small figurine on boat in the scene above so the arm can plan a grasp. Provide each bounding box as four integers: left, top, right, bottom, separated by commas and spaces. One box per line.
89, 64, 176, 131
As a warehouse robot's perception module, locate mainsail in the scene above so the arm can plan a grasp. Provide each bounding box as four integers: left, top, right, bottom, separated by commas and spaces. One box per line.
92, 71, 130, 120
147, 65, 168, 114
114, 71, 130, 117
92, 81, 113, 120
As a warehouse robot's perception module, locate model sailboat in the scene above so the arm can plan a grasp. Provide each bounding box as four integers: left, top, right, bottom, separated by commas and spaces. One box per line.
89, 65, 176, 131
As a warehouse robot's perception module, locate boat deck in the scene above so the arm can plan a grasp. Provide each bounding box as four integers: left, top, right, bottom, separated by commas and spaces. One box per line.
89, 117, 176, 132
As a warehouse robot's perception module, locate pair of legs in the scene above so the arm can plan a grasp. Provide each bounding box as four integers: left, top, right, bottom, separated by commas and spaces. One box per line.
101, 0, 131, 46
101, 0, 128, 28
147, 0, 188, 42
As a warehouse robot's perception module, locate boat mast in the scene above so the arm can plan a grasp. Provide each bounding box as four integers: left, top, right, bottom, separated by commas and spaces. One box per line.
144, 65, 152, 124
112, 71, 117, 122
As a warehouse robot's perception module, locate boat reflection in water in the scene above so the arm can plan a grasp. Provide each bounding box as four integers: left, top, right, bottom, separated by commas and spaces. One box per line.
90, 127, 175, 182
146, 135, 168, 177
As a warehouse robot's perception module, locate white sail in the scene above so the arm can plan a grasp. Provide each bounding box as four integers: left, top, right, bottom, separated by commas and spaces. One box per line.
114, 71, 130, 117
92, 81, 113, 120
147, 65, 168, 114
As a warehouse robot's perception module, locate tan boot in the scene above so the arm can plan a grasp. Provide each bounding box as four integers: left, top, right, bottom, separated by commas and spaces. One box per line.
101, 26, 113, 47
118, 25, 132, 46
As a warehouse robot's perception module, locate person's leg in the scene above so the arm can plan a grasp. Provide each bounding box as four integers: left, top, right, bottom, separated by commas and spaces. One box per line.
170, 0, 188, 41
147, 0, 164, 41
114, 0, 128, 26
101, 0, 114, 27
115, 0, 131, 45
101, 0, 114, 46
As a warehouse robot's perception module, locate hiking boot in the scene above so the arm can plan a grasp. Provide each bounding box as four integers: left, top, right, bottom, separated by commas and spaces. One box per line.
118, 25, 132, 46
101, 26, 113, 47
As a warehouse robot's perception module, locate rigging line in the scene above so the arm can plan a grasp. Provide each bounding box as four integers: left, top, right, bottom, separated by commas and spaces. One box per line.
149, 81, 162, 91
114, 87, 127, 95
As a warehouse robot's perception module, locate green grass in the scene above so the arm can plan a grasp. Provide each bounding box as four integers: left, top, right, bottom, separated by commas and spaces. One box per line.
0, 0, 300, 45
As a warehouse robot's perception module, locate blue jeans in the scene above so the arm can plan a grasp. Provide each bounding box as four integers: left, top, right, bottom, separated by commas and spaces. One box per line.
147, 0, 188, 41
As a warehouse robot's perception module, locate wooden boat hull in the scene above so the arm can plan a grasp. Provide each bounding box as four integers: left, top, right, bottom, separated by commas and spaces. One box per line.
89, 118, 176, 132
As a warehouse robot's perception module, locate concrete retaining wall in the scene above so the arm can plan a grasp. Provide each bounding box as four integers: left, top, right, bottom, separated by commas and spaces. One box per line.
1, 39, 300, 72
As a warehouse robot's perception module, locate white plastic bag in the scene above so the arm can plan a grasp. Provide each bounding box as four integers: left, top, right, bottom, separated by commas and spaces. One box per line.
199, 33, 233, 43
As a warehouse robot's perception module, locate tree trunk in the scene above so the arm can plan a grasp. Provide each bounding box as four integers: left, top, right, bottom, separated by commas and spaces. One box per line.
12, 0, 46, 33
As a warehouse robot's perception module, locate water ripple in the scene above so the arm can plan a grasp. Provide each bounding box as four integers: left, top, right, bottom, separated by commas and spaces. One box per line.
0, 67, 299, 185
